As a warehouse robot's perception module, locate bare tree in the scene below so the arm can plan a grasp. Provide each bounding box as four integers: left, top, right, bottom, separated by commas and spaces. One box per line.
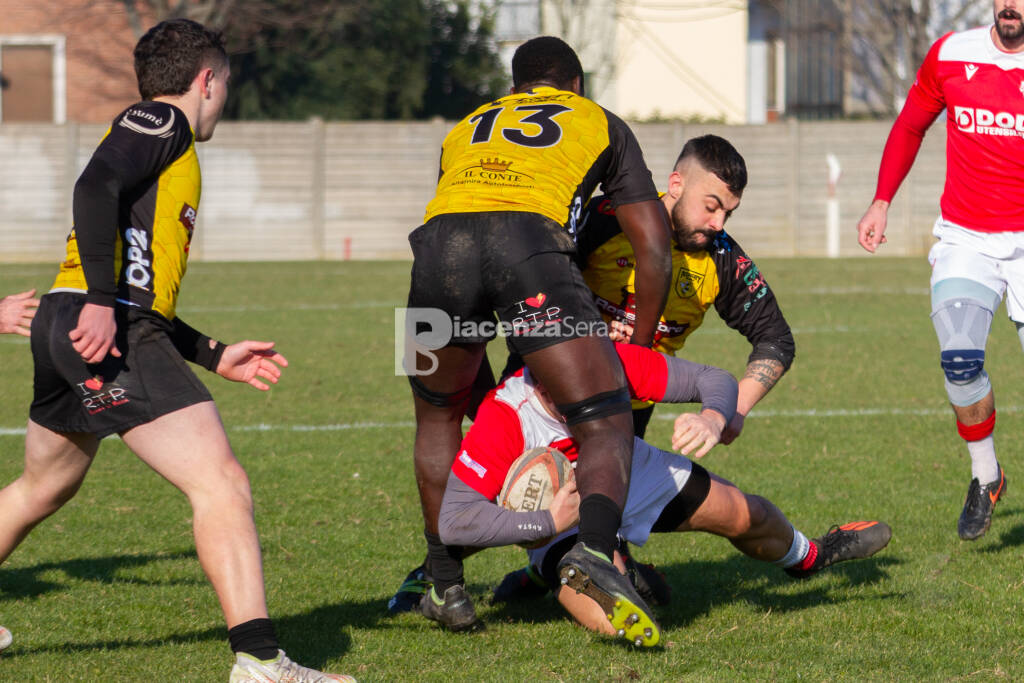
771, 0, 990, 117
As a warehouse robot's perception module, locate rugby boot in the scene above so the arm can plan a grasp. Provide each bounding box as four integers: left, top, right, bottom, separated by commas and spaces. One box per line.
492, 565, 549, 603
619, 540, 672, 607
229, 650, 356, 682
786, 521, 892, 579
420, 584, 484, 632
958, 467, 1006, 541
558, 542, 660, 647
387, 563, 431, 614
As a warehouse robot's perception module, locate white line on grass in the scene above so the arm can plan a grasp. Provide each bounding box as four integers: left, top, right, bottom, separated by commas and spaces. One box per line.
0, 421, 415, 437
656, 405, 1024, 419
4, 406, 1023, 437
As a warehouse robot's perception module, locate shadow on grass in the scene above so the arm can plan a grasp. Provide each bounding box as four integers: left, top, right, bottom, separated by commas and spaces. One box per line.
0, 550, 201, 599
979, 513, 1024, 552
0, 550, 371, 666
483, 552, 900, 631
5, 605, 358, 667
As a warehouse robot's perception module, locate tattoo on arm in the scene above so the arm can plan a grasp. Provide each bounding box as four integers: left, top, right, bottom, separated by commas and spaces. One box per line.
743, 359, 784, 391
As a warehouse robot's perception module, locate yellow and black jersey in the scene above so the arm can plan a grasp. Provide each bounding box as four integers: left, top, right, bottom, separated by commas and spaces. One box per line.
423, 86, 657, 235
577, 196, 795, 366
53, 101, 199, 321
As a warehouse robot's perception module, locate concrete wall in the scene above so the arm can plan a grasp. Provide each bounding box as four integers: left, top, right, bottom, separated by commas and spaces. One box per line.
0, 118, 945, 263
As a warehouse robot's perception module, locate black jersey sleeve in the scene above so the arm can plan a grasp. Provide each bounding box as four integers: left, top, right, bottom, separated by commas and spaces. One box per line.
72, 102, 193, 307
574, 195, 623, 264
598, 109, 659, 207
711, 235, 795, 370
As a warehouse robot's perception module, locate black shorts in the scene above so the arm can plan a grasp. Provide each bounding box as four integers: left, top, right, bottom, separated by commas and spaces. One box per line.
407, 212, 605, 356
30, 292, 213, 439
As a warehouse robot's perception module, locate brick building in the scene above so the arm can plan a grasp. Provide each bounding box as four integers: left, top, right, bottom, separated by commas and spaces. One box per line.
0, 0, 143, 124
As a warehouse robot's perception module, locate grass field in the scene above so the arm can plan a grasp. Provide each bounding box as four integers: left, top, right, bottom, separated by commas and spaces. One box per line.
1, 258, 1023, 681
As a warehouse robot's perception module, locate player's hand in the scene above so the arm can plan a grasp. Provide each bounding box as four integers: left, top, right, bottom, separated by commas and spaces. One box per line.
549, 470, 579, 533
69, 302, 120, 363
857, 200, 890, 253
672, 409, 726, 458
608, 319, 634, 343
0, 289, 39, 337
720, 411, 746, 445
216, 340, 288, 390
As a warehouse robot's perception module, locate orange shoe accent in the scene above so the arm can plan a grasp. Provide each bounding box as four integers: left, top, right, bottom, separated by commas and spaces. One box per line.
989, 473, 1006, 504
836, 521, 879, 532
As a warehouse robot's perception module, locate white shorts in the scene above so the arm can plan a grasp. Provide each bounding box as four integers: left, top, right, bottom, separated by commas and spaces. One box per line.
527, 438, 698, 569
929, 217, 1024, 321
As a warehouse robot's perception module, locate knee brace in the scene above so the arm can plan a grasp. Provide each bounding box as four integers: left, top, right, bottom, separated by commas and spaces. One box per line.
408, 376, 473, 408
931, 296, 993, 407
556, 387, 632, 426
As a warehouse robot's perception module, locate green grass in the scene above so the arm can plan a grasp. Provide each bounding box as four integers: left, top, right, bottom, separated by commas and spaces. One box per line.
1, 258, 1023, 681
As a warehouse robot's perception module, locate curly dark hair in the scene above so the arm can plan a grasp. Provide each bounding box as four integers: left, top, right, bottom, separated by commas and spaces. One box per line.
512, 36, 584, 93
134, 18, 227, 100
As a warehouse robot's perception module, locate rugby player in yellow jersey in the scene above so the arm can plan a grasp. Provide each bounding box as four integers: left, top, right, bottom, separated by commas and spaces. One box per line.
579, 135, 794, 441
399, 37, 673, 646
0, 19, 354, 682
492, 135, 795, 605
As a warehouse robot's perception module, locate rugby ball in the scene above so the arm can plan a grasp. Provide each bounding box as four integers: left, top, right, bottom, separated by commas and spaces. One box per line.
498, 447, 572, 512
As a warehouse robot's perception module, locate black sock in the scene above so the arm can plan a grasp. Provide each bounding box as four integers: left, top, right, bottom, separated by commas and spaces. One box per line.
228, 618, 280, 661
577, 494, 621, 559
425, 530, 464, 595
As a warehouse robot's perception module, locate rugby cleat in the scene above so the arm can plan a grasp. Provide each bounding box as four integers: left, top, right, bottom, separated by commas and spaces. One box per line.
619, 540, 672, 607
229, 649, 356, 682
958, 467, 1006, 541
387, 563, 431, 614
786, 521, 892, 579
492, 565, 549, 603
420, 584, 484, 632
558, 542, 660, 647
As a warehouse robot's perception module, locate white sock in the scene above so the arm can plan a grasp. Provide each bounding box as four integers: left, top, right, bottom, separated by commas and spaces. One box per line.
967, 435, 999, 484
773, 527, 810, 567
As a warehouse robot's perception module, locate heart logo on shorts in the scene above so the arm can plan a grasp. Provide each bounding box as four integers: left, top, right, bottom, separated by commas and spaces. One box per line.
525, 293, 547, 308
84, 377, 103, 391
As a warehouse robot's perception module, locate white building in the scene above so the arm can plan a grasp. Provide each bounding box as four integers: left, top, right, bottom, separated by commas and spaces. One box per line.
495, 0, 786, 124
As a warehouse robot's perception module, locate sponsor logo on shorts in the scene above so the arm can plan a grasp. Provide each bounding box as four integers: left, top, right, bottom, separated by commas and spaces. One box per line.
512, 293, 562, 335
76, 376, 130, 415
953, 106, 1024, 137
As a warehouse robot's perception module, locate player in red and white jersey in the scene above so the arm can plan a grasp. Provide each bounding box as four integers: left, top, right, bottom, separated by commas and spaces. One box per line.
857, 0, 1023, 541
437, 343, 892, 640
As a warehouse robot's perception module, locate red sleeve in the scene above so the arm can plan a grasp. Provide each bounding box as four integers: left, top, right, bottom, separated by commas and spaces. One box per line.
874, 36, 947, 203
451, 396, 525, 501
614, 342, 668, 402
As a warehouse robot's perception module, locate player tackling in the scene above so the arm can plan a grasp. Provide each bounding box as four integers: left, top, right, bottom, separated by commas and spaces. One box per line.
857, 0, 1023, 540
436, 343, 892, 640
399, 36, 673, 644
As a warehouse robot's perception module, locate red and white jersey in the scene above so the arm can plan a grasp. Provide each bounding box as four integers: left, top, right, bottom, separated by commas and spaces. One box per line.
910, 27, 1024, 232
452, 344, 669, 500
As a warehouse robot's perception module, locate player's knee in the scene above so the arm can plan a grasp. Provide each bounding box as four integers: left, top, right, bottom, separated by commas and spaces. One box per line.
932, 295, 994, 405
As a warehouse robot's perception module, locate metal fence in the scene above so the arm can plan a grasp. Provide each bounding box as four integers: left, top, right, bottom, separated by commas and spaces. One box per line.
0, 118, 945, 263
